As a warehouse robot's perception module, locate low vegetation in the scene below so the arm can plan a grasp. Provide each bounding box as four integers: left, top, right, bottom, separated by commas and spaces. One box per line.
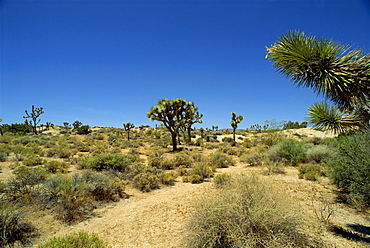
0, 124, 368, 247
184, 174, 323, 247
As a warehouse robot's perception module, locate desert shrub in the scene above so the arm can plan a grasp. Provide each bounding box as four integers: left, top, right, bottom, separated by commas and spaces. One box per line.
305, 145, 333, 164
240, 151, 265, 166
184, 174, 321, 247
158, 171, 178, 186
209, 153, 235, 168
191, 162, 214, 180
263, 161, 286, 175
267, 139, 305, 166
258, 132, 285, 147
22, 156, 44, 166
85, 153, 133, 172
0, 180, 6, 193
74, 125, 91, 135
37, 231, 111, 248
87, 133, 104, 141
0, 152, 8, 162
46, 148, 74, 158
213, 173, 232, 187
183, 174, 204, 184
44, 161, 69, 173
298, 164, 323, 181
12, 136, 41, 145
7, 166, 47, 198
0, 204, 38, 248
222, 137, 236, 146
132, 172, 160, 192
195, 138, 204, 146
43, 172, 125, 223
327, 131, 370, 209
172, 153, 193, 168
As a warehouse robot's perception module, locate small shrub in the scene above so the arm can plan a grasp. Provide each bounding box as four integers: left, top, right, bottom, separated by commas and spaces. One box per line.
327, 131, 370, 209
44, 161, 69, 173
0, 151, 8, 162
267, 139, 305, 166
184, 174, 322, 247
7, 166, 47, 198
213, 173, 232, 187
132, 172, 160, 192
306, 145, 333, 164
37, 231, 111, 248
74, 125, 91, 135
172, 153, 193, 167
240, 151, 264, 166
0, 204, 38, 248
191, 162, 214, 180
263, 162, 286, 175
158, 171, 178, 186
86, 153, 133, 172
209, 153, 235, 168
298, 164, 323, 181
45, 171, 126, 211
22, 156, 44, 166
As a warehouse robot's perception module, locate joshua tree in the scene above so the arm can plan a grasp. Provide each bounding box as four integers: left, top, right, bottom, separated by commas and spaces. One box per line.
123, 122, 135, 141
230, 112, 243, 141
147, 98, 201, 151
266, 30, 370, 133
45, 122, 54, 130
72, 121, 82, 129
23, 105, 44, 135
183, 104, 203, 143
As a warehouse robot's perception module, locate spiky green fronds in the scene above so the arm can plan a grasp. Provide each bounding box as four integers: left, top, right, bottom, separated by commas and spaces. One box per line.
266, 30, 370, 107
306, 101, 356, 134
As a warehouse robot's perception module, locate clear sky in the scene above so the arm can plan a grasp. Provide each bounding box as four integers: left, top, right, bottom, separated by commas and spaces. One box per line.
1, 0, 369, 129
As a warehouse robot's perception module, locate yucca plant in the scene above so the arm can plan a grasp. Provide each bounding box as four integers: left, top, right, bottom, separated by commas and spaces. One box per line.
266, 30, 370, 133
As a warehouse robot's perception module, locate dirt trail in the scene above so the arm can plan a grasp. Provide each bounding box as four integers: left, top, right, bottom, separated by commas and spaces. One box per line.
38, 178, 214, 248
34, 161, 370, 248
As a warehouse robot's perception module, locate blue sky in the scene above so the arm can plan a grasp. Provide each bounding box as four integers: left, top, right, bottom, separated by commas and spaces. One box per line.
1, 0, 369, 129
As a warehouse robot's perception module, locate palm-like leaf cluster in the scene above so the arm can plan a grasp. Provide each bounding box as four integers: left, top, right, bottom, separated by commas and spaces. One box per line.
266, 30, 370, 133
266, 30, 370, 107
306, 102, 354, 134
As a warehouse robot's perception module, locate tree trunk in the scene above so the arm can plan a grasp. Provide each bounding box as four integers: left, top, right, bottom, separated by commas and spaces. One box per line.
187, 128, 192, 143
171, 132, 178, 151
233, 128, 236, 141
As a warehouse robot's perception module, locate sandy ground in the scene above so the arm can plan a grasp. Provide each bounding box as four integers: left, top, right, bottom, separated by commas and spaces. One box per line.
33, 162, 370, 248
2, 128, 369, 247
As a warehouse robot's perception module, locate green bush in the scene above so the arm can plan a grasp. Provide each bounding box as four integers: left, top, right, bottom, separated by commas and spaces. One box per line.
37, 231, 111, 248
184, 174, 322, 247
7, 166, 47, 198
209, 153, 235, 168
191, 162, 214, 180
327, 131, 370, 209
306, 145, 333, 164
86, 153, 133, 172
22, 156, 44, 166
298, 164, 323, 181
267, 139, 305, 166
44, 172, 126, 223
132, 172, 160, 192
74, 125, 91, 135
158, 171, 178, 186
263, 161, 286, 175
12, 136, 41, 145
44, 161, 69, 173
240, 151, 264, 166
0, 204, 38, 248
0, 151, 8, 162
213, 173, 232, 187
